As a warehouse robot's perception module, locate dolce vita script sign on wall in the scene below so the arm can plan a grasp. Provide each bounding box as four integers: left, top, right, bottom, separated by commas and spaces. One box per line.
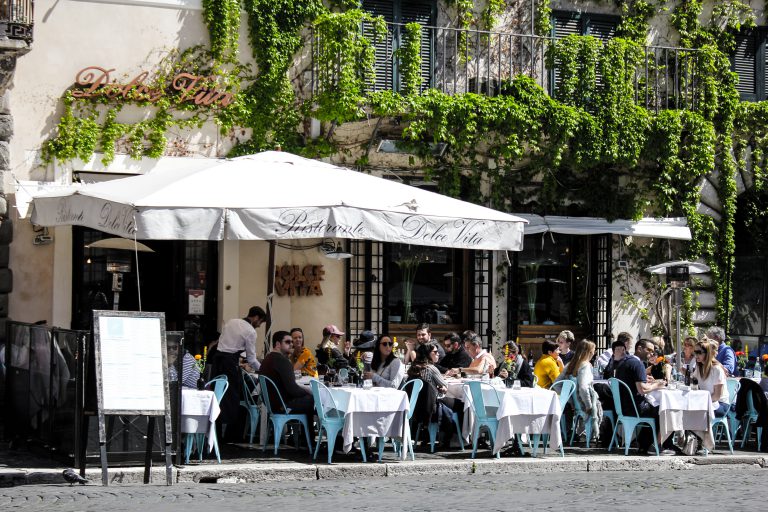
71, 66, 235, 107
275, 264, 325, 297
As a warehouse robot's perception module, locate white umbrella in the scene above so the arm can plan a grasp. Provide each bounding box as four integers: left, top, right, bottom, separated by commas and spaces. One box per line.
30, 151, 527, 251
85, 237, 155, 252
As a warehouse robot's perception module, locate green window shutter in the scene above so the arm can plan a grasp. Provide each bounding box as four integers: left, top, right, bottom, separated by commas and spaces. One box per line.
363, 0, 396, 92
552, 11, 582, 39
586, 16, 618, 43
733, 31, 757, 100
399, 1, 434, 92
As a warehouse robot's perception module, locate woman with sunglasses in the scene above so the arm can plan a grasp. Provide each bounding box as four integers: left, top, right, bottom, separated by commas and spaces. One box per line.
364, 335, 404, 388
692, 340, 730, 417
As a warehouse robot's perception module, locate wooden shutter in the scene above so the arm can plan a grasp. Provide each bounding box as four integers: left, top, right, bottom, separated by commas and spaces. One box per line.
733, 31, 757, 100
586, 17, 617, 43
363, 0, 395, 92
400, 1, 434, 92
551, 12, 582, 97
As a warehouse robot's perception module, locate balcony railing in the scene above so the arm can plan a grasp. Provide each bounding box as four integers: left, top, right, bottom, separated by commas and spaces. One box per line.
311, 22, 700, 113
0, 0, 33, 43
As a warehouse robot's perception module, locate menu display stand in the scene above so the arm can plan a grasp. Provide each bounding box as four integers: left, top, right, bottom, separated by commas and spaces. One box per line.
92, 310, 173, 486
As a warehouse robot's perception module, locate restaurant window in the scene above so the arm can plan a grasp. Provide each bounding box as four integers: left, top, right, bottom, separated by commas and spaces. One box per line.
383, 243, 464, 327
362, 0, 435, 92
509, 233, 591, 357
729, 189, 768, 357
732, 29, 768, 102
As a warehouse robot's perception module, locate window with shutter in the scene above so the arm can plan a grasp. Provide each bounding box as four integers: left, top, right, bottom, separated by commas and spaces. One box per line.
733, 32, 757, 100
550, 11, 619, 97
362, 0, 435, 93
732, 28, 768, 102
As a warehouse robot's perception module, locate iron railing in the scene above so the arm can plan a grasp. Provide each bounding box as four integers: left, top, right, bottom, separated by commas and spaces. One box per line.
0, 0, 33, 42
311, 22, 700, 112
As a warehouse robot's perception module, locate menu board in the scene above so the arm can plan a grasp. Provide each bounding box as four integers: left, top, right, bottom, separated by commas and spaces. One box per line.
93, 311, 168, 414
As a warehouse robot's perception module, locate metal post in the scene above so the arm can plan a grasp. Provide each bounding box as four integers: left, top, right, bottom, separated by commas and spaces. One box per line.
675, 289, 682, 373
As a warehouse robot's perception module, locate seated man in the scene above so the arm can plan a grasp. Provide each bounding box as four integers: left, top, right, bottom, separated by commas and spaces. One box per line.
436, 333, 472, 373
259, 330, 315, 441
614, 338, 666, 454
533, 340, 563, 389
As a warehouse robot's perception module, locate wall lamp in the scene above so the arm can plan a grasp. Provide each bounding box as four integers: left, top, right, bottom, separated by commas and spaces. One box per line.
320, 239, 353, 260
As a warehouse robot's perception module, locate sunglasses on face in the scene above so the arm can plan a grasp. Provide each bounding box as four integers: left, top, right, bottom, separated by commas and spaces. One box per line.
694, 349, 705, 355
381, 342, 394, 347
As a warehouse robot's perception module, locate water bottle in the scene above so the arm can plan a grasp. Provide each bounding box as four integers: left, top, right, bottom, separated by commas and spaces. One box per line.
755, 358, 763, 377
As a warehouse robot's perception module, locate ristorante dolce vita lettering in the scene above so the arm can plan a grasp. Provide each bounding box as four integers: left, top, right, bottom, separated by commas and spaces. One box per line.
71, 66, 235, 107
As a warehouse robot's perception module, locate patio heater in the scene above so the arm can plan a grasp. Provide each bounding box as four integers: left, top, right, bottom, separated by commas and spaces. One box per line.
645, 261, 710, 372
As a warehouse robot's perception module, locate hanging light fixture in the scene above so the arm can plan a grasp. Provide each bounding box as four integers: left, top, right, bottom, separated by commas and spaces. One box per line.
320, 239, 352, 260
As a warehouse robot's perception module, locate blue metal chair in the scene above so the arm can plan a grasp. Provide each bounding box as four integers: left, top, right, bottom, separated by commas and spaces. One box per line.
419, 410, 465, 453
391, 379, 423, 461
566, 376, 606, 448
607, 378, 659, 456
258, 375, 313, 455
711, 378, 740, 453
467, 381, 501, 459
310, 379, 364, 464
240, 372, 260, 444
184, 375, 228, 464
723, 378, 741, 442
739, 390, 763, 451
530, 379, 574, 457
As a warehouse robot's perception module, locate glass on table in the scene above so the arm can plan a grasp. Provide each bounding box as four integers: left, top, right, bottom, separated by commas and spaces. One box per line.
512, 380, 522, 390
362, 379, 373, 390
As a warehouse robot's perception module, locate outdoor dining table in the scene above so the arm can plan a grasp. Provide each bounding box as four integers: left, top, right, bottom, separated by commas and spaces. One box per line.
323, 386, 411, 458
446, 379, 562, 454
180, 388, 220, 452
645, 388, 715, 450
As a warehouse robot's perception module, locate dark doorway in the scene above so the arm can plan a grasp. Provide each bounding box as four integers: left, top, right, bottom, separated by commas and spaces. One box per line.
71, 227, 219, 355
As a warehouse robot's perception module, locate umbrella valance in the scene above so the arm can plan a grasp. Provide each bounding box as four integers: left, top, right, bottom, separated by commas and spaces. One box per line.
31, 151, 527, 251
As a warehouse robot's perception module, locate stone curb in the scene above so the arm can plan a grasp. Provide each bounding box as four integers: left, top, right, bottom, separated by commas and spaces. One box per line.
2, 455, 765, 487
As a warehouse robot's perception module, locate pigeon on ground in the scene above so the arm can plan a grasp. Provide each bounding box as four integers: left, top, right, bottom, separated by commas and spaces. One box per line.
62, 468, 88, 486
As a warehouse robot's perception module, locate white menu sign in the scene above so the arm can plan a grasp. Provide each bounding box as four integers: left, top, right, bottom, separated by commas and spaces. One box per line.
97, 314, 166, 413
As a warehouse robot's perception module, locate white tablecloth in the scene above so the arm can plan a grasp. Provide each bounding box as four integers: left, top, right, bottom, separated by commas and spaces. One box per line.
646, 388, 715, 450
460, 384, 562, 454
181, 389, 220, 451
326, 387, 410, 457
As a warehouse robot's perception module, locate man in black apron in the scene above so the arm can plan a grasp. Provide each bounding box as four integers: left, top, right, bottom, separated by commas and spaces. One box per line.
212, 306, 267, 442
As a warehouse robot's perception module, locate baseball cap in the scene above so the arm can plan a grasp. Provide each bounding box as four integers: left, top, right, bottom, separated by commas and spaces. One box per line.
323, 324, 345, 336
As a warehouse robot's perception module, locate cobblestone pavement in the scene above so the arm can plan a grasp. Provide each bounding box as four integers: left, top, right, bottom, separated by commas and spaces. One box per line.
0, 466, 762, 512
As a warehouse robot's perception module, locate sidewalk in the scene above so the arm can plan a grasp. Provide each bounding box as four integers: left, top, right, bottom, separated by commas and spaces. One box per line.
2, 440, 766, 486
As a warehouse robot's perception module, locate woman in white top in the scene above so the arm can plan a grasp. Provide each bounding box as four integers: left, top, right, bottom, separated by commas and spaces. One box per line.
556, 339, 603, 441
692, 339, 730, 417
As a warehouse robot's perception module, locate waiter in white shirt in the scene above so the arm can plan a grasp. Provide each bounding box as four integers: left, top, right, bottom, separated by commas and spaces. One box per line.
212, 305, 266, 441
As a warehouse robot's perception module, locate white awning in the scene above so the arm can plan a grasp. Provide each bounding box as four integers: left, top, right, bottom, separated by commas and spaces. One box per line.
518, 215, 691, 240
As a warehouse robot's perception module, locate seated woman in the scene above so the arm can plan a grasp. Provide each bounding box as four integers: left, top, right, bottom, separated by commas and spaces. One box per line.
446, 335, 495, 377
533, 340, 563, 389
681, 336, 697, 376
364, 335, 404, 388
407, 342, 455, 446
315, 325, 348, 370
167, 338, 198, 389
557, 340, 603, 440
290, 327, 318, 377
692, 339, 730, 417
495, 341, 533, 387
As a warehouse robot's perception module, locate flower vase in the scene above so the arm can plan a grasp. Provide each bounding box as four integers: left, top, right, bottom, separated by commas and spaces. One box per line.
196, 376, 206, 390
